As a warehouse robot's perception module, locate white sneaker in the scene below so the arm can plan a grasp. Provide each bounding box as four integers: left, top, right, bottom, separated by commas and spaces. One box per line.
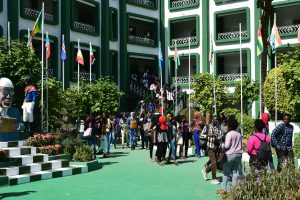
202, 169, 208, 181
211, 179, 220, 185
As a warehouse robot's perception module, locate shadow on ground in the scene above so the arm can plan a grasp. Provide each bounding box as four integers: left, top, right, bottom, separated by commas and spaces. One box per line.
176, 160, 196, 164
99, 161, 119, 168
0, 191, 36, 199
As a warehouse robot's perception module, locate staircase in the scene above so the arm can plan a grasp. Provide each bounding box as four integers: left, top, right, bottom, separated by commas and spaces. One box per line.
0, 140, 88, 186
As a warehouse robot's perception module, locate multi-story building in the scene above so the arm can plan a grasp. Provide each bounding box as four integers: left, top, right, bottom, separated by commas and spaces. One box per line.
0, 0, 299, 115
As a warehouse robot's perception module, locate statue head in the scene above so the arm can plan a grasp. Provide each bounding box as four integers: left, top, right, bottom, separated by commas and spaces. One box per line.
0, 78, 14, 108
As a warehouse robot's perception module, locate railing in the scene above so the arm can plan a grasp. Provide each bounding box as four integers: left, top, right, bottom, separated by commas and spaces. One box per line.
217, 30, 247, 41
218, 74, 248, 82
172, 76, 195, 85
171, 36, 197, 46
128, 35, 155, 46
73, 72, 96, 81
278, 24, 300, 35
24, 8, 54, 22
73, 21, 96, 33
40, 69, 54, 78
130, 80, 151, 97
127, 0, 155, 8
171, 0, 199, 8
165, 92, 186, 115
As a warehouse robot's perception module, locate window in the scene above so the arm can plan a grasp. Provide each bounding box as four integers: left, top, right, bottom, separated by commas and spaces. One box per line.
110, 8, 118, 41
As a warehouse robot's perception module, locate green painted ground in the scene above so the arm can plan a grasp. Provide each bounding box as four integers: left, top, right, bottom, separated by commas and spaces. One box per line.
0, 146, 222, 200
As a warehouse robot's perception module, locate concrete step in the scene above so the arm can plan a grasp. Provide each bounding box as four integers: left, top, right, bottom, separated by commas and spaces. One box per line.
10, 154, 49, 166
0, 140, 28, 148
1, 146, 38, 157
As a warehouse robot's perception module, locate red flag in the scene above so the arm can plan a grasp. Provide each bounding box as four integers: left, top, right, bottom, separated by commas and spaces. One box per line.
76, 45, 84, 65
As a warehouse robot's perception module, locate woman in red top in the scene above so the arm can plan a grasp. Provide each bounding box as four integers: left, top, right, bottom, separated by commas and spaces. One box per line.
246, 119, 271, 172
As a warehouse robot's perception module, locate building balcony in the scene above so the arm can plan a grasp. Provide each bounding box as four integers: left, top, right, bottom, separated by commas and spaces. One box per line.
127, 0, 157, 10
218, 74, 248, 82
172, 76, 195, 85
169, 0, 199, 11
217, 30, 247, 41
128, 36, 155, 46
278, 24, 299, 36
73, 72, 96, 81
73, 21, 96, 34
24, 7, 54, 22
171, 36, 197, 46
40, 69, 54, 78
214, 0, 245, 4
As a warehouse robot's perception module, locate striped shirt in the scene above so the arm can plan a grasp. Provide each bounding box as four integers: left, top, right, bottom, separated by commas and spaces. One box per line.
271, 123, 294, 151
206, 125, 222, 150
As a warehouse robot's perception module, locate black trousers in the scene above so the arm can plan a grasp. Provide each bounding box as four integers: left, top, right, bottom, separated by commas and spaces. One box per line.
157, 142, 168, 162
149, 137, 154, 159
275, 148, 294, 172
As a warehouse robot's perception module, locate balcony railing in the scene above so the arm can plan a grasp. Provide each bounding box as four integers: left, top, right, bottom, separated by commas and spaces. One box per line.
40, 69, 54, 78
217, 30, 247, 41
171, 0, 199, 8
130, 80, 150, 97
278, 24, 300, 35
24, 8, 54, 22
73, 72, 96, 81
73, 21, 96, 33
127, 0, 155, 8
172, 76, 195, 84
218, 74, 248, 82
171, 36, 197, 46
128, 35, 155, 46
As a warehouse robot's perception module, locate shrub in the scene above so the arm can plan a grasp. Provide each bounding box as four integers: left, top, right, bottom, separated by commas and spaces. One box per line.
221, 165, 300, 200
73, 145, 94, 162
62, 135, 83, 159
28, 133, 63, 156
39, 144, 63, 156
294, 133, 300, 159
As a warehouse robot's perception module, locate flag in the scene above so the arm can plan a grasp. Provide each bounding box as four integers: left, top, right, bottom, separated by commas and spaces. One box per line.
89, 43, 95, 65
76, 44, 84, 65
174, 42, 180, 69
298, 25, 300, 43
209, 35, 214, 62
45, 33, 50, 58
159, 47, 163, 69
26, 29, 32, 48
61, 35, 67, 61
270, 18, 282, 53
257, 21, 264, 56
31, 9, 43, 37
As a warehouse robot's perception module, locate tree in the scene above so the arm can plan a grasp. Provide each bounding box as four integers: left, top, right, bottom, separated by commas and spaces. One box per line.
0, 38, 41, 108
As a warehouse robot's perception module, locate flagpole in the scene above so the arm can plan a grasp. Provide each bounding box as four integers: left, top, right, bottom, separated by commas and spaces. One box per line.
259, 20, 262, 118
239, 23, 243, 136
188, 37, 191, 130
77, 38, 80, 93
7, 21, 10, 54
89, 42, 92, 84
274, 14, 278, 126
175, 40, 178, 116
62, 35, 65, 91
46, 32, 49, 132
41, 3, 44, 132
212, 55, 216, 116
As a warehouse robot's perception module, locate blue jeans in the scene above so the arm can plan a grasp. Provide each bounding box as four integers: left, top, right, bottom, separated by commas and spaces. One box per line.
105, 132, 111, 154
222, 153, 242, 191
193, 131, 201, 157
110, 131, 115, 146
169, 139, 176, 159
129, 129, 136, 149
85, 134, 96, 157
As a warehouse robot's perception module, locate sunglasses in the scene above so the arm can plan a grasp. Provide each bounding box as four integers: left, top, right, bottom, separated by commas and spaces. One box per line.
0, 90, 15, 96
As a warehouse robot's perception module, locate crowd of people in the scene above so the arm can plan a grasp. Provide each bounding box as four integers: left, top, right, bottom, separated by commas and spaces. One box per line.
78, 108, 295, 194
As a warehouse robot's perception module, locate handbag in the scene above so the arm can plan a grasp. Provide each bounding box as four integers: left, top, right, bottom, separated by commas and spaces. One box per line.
83, 128, 92, 137
218, 152, 227, 165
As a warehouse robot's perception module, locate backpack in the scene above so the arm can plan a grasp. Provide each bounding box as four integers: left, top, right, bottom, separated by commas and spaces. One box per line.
130, 119, 138, 129
254, 134, 272, 161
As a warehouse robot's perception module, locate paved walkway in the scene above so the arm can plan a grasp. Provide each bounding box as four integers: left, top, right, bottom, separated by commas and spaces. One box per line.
0, 145, 221, 200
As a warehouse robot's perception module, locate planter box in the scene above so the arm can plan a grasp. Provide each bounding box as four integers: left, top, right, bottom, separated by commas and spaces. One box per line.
86, 160, 100, 172
298, 159, 300, 169
0, 176, 8, 187
48, 154, 70, 161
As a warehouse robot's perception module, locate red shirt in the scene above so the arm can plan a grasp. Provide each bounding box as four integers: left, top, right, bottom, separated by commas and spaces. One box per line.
261, 113, 269, 128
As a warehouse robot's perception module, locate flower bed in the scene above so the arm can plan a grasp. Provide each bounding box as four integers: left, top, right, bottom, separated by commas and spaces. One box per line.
28, 133, 63, 156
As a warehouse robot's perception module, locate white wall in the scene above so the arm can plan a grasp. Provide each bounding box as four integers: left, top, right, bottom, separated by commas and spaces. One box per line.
0, 0, 8, 38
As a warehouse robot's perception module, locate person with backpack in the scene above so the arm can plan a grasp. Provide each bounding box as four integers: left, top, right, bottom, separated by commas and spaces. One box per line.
271, 114, 294, 172
127, 112, 138, 150
247, 119, 272, 172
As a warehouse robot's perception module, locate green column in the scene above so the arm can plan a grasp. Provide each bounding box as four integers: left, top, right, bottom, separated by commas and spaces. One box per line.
202, 0, 209, 73
7, 0, 19, 39
101, 1, 110, 76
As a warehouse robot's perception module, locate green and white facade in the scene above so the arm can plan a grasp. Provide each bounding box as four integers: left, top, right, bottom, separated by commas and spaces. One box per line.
0, 0, 299, 114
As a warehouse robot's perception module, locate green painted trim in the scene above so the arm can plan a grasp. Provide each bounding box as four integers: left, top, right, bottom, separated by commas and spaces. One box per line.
0, 0, 3, 12
202, 0, 209, 73
20, 0, 59, 25
20, 30, 59, 78
126, 0, 158, 10
168, 0, 199, 12
0, 176, 8, 187
61, 0, 71, 88
109, 7, 118, 41
70, 0, 100, 36
101, 0, 109, 76
87, 160, 100, 171
109, 50, 118, 84
254, 2, 261, 117
167, 53, 200, 86
214, 48, 252, 84
127, 13, 158, 47
168, 15, 200, 49
7, 0, 19, 39
272, 0, 300, 6
215, 0, 247, 4
214, 7, 251, 44
48, 154, 70, 161
119, 0, 128, 111
70, 41, 100, 82
0, 26, 2, 37
160, 0, 166, 83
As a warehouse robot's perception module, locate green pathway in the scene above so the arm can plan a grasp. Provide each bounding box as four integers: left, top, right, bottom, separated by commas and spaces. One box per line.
0, 146, 221, 200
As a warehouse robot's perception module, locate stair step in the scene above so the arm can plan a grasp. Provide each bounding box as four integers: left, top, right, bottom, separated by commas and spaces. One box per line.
0, 159, 69, 176
1, 146, 37, 157
8, 166, 88, 185
0, 140, 28, 148
10, 154, 49, 165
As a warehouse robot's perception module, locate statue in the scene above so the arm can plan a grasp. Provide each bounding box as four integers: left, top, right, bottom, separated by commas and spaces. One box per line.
0, 77, 25, 141
22, 76, 36, 135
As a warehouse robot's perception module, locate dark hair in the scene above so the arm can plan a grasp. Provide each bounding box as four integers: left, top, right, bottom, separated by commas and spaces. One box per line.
254, 119, 266, 133
283, 114, 291, 119
226, 117, 239, 131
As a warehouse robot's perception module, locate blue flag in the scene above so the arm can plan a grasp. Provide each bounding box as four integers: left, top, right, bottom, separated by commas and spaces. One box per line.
61, 35, 67, 61
159, 48, 163, 69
